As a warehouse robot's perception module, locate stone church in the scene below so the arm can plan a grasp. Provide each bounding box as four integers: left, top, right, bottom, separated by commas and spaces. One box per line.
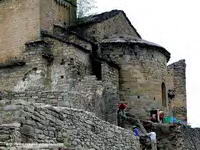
0, 0, 187, 149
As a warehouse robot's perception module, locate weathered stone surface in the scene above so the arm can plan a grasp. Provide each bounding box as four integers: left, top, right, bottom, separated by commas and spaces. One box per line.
0, 101, 140, 150
0, 123, 21, 143
99, 35, 171, 119
167, 60, 187, 121
182, 127, 200, 150
0, 0, 76, 63
0, 7, 186, 122
0, 3, 187, 149
69, 10, 141, 43
0, 143, 69, 150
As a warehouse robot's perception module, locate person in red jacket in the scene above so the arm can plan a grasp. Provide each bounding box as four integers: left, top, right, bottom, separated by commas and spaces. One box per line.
117, 102, 128, 117
117, 102, 128, 127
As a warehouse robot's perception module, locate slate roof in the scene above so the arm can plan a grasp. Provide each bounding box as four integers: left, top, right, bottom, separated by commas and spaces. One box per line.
101, 35, 171, 61
68, 10, 170, 61
69, 10, 141, 38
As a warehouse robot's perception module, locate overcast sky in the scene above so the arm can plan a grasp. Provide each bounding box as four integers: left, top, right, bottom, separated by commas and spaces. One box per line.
94, 0, 200, 127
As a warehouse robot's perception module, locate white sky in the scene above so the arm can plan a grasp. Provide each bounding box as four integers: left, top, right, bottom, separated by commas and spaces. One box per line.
94, 0, 200, 127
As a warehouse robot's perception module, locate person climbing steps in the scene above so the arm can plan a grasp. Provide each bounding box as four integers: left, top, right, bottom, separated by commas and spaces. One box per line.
117, 102, 128, 127
147, 131, 157, 150
133, 125, 141, 137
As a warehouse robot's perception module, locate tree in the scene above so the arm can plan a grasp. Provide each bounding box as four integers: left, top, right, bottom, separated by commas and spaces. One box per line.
77, 0, 97, 18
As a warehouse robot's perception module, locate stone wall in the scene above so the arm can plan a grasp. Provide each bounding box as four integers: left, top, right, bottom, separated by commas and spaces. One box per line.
44, 37, 93, 91
100, 43, 170, 119
0, 41, 48, 91
101, 63, 120, 124
0, 0, 41, 63
0, 73, 106, 121
64, 32, 93, 52
0, 36, 93, 92
0, 74, 118, 125
167, 60, 187, 121
70, 10, 141, 43
0, 0, 75, 63
0, 143, 69, 150
0, 33, 121, 124
0, 88, 100, 111
40, 0, 75, 32
0, 101, 140, 150
182, 127, 200, 150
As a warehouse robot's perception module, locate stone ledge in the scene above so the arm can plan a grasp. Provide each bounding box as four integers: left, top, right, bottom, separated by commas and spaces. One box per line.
0, 143, 70, 150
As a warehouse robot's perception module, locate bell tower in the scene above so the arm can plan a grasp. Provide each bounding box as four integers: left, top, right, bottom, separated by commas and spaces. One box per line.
0, 0, 77, 63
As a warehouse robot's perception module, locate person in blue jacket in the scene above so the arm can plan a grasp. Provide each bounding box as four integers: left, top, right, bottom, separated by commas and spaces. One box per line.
133, 125, 140, 136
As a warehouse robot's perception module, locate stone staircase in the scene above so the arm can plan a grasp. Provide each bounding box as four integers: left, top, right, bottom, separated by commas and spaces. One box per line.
0, 101, 140, 150
0, 123, 21, 143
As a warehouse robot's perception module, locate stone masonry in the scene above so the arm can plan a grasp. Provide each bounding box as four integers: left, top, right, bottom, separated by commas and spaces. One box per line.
0, 1, 187, 149
0, 100, 140, 150
0, 0, 76, 63
99, 35, 171, 120
168, 60, 187, 121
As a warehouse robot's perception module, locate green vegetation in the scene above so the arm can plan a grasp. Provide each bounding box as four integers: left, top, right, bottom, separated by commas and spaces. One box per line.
77, 0, 97, 18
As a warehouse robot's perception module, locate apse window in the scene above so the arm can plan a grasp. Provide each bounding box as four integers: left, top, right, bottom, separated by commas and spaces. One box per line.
161, 82, 167, 107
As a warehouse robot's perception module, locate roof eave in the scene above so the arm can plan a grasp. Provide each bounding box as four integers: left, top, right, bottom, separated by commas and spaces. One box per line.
101, 42, 171, 62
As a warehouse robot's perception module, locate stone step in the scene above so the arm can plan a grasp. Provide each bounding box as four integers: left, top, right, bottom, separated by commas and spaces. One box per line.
0, 123, 21, 143
0, 143, 73, 150
0, 102, 140, 149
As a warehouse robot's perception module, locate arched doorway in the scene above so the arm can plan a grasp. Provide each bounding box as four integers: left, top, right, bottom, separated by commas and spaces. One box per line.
162, 82, 167, 107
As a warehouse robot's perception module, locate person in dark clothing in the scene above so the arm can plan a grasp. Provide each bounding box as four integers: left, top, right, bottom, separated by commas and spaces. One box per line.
117, 102, 128, 117
150, 109, 159, 122
117, 102, 128, 127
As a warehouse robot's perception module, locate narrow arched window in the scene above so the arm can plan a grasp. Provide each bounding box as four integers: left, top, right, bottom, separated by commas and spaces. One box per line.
162, 82, 167, 107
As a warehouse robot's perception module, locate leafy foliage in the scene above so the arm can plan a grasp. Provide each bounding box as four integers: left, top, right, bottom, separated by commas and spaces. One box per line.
77, 0, 97, 18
